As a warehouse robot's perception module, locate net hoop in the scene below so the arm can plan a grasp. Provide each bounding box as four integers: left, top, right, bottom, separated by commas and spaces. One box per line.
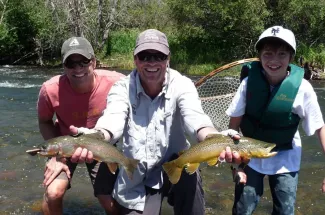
194, 58, 259, 131
195, 58, 259, 87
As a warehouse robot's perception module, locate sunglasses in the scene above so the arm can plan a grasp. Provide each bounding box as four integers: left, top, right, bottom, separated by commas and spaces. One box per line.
137, 51, 168, 62
64, 58, 92, 69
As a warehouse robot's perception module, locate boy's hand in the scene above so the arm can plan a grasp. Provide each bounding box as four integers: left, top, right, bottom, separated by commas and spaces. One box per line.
231, 165, 247, 184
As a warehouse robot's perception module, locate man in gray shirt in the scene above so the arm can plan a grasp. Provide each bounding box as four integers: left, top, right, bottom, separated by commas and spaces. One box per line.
70, 29, 241, 214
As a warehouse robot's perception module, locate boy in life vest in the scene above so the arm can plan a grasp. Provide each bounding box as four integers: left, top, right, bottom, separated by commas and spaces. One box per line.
226, 26, 325, 214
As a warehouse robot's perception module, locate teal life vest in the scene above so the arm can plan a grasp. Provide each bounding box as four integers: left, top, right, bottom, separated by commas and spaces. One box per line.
240, 61, 304, 150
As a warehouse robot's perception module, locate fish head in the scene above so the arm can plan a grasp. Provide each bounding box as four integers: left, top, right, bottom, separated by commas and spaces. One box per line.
246, 141, 278, 158
37, 143, 60, 157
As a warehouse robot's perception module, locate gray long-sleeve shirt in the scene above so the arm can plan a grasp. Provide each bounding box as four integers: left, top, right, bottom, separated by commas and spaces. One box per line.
96, 68, 213, 211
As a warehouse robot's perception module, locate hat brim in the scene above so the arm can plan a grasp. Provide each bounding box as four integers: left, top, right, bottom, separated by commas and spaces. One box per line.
62, 49, 93, 63
255, 36, 296, 53
134, 43, 170, 56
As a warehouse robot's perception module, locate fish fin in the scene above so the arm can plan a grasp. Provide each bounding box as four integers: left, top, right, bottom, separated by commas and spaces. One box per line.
242, 156, 251, 164
178, 150, 186, 156
163, 161, 183, 184
214, 159, 220, 167
56, 154, 64, 159
106, 163, 118, 174
185, 163, 200, 175
124, 158, 140, 180
207, 158, 218, 166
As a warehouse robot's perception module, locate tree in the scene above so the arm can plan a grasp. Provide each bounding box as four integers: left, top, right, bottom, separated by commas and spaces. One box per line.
166, 0, 269, 64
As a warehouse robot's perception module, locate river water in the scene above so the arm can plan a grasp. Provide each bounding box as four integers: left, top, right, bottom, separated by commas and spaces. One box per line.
0, 66, 325, 214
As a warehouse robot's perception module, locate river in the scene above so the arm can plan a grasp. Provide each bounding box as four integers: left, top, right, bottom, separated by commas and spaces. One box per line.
0, 66, 325, 214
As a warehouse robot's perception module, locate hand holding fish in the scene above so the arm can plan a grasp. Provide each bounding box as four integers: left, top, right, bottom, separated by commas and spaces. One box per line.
43, 157, 71, 186
42, 125, 81, 186
70, 125, 94, 163
204, 128, 242, 164
70, 125, 112, 163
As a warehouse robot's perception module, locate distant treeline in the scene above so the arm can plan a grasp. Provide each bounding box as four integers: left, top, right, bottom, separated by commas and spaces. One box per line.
1, 0, 325, 74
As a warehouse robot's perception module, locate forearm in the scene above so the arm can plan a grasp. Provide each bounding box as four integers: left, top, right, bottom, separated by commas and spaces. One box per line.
317, 125, 325, 154
197, 127, 218, 142
38, 119, 59, 140
228, 116, 242, 131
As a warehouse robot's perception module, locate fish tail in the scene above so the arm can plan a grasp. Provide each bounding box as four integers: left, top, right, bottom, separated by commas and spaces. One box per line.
162, 161, 183, 184
124, 158, 140, 180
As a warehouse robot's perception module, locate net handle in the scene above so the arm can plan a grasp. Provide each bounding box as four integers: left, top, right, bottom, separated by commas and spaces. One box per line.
195, 58, 259, 87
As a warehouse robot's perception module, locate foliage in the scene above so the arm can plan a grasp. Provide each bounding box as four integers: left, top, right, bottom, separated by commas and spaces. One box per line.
1, 0, 325, 73
166, 0, 269, 64
118, 0, 172, 29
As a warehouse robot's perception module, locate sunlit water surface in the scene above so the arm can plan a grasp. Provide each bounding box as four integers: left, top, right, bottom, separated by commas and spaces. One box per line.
1, 66, 325, 214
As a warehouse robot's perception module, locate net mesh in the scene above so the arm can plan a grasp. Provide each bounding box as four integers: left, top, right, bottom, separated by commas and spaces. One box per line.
195, 58, 258, 131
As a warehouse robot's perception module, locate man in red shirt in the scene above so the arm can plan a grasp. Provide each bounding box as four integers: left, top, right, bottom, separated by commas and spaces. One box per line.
37, 36, 124, 214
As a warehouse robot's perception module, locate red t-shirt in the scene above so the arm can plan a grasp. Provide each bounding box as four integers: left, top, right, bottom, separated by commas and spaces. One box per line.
37, 69, 124, 135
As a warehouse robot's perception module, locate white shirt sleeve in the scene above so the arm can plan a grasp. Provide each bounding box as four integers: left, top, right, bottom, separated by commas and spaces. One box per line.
176, 77, 214, 138
226, 77, 247, 117
95, 79, 129, 143
294, 80, 324, 136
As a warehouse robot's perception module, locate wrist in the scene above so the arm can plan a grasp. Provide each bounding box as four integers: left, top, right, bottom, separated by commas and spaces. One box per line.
94, 128, 112, 142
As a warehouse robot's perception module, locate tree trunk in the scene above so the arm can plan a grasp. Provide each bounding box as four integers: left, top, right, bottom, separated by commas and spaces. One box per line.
98, 0, 117, 49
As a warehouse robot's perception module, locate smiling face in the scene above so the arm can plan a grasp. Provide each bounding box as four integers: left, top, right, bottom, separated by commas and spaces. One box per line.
64, 54, 96, 93
258, 39, 294, 85
134, 49, 169, 97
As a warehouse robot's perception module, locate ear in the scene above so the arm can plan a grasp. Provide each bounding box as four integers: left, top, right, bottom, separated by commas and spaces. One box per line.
134, 55, 138, 67
167, 54, 171, 64
290, 54, 295, 63
92, 58, 96, 68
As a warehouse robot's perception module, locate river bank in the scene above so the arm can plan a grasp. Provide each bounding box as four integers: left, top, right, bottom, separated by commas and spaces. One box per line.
95, 53, 219, 76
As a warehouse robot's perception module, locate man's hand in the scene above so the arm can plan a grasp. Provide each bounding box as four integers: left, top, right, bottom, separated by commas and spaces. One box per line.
197, 127, 242, 164
43, 157, 70, 186
219, 146, 242, 164
322, 178, 325, 193
218, 129, 242, 164
69, 125, 94, 163
219, 129, 241, 140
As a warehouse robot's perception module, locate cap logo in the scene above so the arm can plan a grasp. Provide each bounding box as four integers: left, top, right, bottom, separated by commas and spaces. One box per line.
144, 31, 159, 41
69, 38, 80, 46
271, 27, 280, 36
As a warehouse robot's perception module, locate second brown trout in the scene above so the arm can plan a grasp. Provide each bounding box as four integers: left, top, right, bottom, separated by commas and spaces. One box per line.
162, 134, 277, 184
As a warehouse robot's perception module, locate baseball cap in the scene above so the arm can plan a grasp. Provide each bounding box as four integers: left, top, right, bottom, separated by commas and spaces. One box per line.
61, 37, 95, 63
134, 29, 170, 56
255, 26, 296, 53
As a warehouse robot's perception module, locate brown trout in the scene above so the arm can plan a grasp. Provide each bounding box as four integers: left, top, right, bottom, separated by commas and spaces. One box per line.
162, 134, 277, 184
26, 133, 139, 179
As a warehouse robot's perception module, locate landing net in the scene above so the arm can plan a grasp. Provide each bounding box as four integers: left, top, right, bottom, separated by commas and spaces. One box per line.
195, 58, 258, 131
